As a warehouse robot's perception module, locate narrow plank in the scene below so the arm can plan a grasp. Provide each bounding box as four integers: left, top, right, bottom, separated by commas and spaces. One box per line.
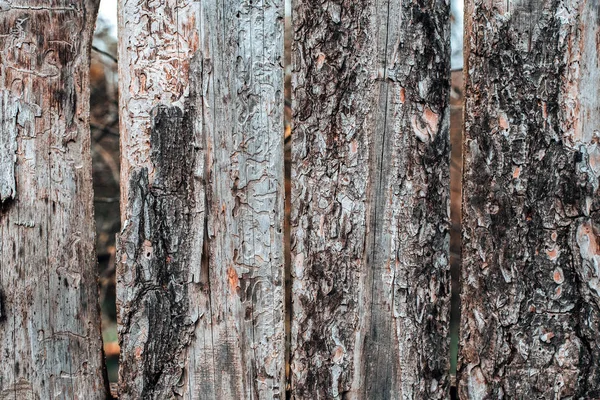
198, 2, 286, 398
290, 0, 451, 398
460, 0, 600, 397
0, 1, 108, 398
117, 0, 285, 398
116, 1, 203, 396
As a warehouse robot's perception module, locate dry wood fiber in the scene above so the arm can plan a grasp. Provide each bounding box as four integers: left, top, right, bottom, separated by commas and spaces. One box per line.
0, 1, 108, 398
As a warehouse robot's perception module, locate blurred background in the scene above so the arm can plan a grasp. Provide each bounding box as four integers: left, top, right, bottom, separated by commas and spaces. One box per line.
91, 2, 119, 384
90, 0, 464, 389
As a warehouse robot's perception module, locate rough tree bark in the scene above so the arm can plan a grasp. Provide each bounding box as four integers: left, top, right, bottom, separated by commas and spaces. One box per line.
460, 0, 600, 398
290, 0, 450, 398
117, 1, 285, 398
0, 1, 108, 398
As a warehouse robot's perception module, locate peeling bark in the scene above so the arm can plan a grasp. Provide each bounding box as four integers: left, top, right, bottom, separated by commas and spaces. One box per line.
117, 100, 201, 398
117, 1, 285, 398
290, 0, 451, 398
0, 91, 20, 202
0, 1, 108, 398
460, 0, 600, 398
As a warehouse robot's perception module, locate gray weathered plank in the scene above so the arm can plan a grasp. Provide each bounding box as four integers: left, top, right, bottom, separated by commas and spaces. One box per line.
290, 0, 451, 398
460, 0, 600, 397
0, 1, 108, 398
117, 0, 285, 398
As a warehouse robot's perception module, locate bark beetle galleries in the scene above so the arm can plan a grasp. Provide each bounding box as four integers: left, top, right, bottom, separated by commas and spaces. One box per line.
0, 2, 108, 398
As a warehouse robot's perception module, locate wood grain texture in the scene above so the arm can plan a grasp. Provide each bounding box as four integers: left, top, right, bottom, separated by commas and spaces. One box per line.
290, 0, 451, 398
459, 0, 600, 398
117, 1, 285, 398
0, 1, 108, 398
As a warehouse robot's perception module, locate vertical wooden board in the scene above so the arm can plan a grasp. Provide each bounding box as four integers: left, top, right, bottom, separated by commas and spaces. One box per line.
117, 0, 285, 398
290, 0, 451, 398
200, 1, 286, 398
460, 0, 600, 398
116, 1, 203, 396
0, 1, 108, 399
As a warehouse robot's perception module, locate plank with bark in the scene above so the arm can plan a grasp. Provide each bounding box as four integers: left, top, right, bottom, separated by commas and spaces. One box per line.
117, 0, 285, 398
460, 0, 600, 397
290, 0, 451, 398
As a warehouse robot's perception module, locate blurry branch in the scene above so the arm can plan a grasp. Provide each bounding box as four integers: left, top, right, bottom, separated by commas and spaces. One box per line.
92, 45, 118, 63
92, 141, 121, 185
95, 197, 120, 203
91, 123, 119, 138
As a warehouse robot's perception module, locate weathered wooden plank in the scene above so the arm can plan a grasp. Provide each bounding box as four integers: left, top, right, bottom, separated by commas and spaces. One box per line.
116, 2, 203, 397
117, 0, 285, 398
460, 0, 600, 397
0, 1, 108, 398
290, 0, 451, 398
198, 2, 286, 397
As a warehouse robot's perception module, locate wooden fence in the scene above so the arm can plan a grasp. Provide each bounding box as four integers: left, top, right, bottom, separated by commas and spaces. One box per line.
0, 0, 598, 399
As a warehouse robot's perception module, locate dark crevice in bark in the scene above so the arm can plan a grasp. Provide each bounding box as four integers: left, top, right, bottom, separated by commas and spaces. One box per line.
363, 0, 393, 396
283, 1, 293, 397
0, 288, 5, 322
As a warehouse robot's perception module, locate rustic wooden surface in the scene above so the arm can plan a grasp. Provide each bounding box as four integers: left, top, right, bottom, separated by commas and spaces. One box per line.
0, 0, 108, 398
117, 0, 285, 398
460, 0, 600, 397
116, 1, 201, 397
290, 0, 451, 398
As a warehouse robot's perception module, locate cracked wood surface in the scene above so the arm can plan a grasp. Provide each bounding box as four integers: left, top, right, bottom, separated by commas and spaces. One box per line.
290, 0, 451, 398
0, 1, 108, 398
460, 0, 600, 398
117, 0, 285, 398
